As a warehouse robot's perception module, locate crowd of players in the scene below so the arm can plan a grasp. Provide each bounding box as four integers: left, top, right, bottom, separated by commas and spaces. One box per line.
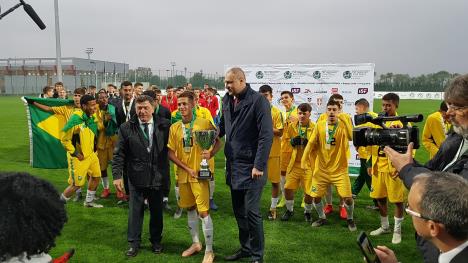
31, 79, 454, 261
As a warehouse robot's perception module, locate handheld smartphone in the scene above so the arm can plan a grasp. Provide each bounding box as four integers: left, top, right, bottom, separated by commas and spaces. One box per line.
357, 231, 380, 263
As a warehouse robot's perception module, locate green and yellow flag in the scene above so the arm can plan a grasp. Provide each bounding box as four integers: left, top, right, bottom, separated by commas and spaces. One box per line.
22, 96, 74, 168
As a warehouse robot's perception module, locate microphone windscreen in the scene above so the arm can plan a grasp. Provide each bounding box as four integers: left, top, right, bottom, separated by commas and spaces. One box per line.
23, 3, 46, 30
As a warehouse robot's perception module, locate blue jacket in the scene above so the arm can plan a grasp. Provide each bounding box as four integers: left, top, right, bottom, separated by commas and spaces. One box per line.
219, 84, 273, 190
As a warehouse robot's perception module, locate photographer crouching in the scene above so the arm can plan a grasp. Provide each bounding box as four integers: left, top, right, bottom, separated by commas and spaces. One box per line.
383, 73, 468, 263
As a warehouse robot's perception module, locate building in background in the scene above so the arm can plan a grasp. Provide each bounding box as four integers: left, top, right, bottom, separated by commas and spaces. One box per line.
0, 57, 129, 95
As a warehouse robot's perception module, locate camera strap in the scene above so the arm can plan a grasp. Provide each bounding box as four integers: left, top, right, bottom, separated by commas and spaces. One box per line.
326, 121, 338, 145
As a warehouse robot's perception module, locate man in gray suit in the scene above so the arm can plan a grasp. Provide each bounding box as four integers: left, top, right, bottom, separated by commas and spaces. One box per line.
219, 67, 273, 263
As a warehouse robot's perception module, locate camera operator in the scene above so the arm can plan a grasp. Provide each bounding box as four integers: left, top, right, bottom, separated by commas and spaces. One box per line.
368, 93, 409, 244
384, 74, 468, 263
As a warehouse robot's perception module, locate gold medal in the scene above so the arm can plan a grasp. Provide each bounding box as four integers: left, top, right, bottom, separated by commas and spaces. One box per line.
184, 146, 191, 153
325, 143, 331, 150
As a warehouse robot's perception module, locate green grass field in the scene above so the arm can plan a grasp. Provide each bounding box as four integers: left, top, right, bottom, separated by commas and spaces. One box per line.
0, 97, 441, 262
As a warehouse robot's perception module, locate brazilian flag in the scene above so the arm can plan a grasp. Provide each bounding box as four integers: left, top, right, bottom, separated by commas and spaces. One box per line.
22, 96, 74, 168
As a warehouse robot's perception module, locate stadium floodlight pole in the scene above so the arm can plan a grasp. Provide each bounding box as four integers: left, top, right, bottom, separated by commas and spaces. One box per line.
54, 0, 62, 82
170, 62, 176, 86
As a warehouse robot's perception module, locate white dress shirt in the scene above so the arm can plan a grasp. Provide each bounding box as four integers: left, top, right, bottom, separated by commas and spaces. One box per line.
138, 117, 154, 151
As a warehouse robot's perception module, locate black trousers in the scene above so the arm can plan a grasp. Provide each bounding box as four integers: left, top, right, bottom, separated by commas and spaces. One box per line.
352, 159, 372, 195
127, 183, 163, 247
230, 187, 264, 261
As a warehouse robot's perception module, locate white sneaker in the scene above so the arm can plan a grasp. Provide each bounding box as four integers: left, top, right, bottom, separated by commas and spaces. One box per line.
174, 207, 183, 219
83, 201, 104, 208
370, 227, 391, 236
392, 232, 402, 244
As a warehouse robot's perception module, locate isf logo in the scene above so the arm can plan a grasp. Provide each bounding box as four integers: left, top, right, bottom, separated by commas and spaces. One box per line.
291, 88, 301, 94
343, 70, 352, 79
256, 71, 264, 79
357, 88, 368, 94
312, 71, 321, 79
284, 71, 292, 79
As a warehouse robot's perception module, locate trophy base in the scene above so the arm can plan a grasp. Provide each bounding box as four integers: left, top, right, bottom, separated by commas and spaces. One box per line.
198, 170, 212, 180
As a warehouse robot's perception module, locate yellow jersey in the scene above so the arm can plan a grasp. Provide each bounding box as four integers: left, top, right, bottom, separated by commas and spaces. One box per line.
52, 105, 80, 121
281, 106, 298, 153
286, 120, 315, 173
168, 117, 216, 183
305, 114, 353, 175
270, 105, 284, 157
423, 111, 451, 159
61, 110, 97, 158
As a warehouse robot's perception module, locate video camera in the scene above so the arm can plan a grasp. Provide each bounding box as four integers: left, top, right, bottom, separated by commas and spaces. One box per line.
353, 113, 423, 153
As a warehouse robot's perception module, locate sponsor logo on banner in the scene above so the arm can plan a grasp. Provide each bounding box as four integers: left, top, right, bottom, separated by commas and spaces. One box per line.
435, 93, 440, 99
313, 71, 321, 79
291, 87, 301, 94
343, 71, 352, 79
426, 93, 432, 99
331, 87, 339, 93
307, 97, 312, 102
418, 93, 424, 98
304, 88, 312, 94
314, 90, 327, 94
358, 88, 369, 94
256, 71, 264, 79
284, 71, 292, 79
410, 92, 415, 98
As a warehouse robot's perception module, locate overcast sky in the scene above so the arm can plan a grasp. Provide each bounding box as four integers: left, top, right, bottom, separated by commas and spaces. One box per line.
1, 0, 467, 76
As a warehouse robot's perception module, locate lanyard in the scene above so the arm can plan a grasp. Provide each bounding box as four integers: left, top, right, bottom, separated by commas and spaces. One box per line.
286, 105, 296, 119
182, 114, 196, 146
326, 121, 338, 144
298, 122, 309, 139
155, 105, 160, 115
122, 97, 134, 121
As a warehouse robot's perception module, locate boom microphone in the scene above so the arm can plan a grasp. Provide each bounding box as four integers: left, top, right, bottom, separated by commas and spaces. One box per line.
21, 0, 46, 30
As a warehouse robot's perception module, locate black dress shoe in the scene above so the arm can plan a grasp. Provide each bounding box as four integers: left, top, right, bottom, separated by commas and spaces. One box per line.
125, 246, 139, 257
225, 249, 251, 261
151, 243, 163, 254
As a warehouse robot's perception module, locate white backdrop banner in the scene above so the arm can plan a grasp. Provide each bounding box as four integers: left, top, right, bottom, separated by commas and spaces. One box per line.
225, 64, 375, 175
375, 91, 444, 100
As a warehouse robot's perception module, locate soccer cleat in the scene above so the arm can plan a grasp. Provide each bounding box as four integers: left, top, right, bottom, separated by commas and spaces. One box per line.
100, 188, 110, 198
280, 210, 294, 221
83, 201, 103, 208
202, 251, 215, 263
174, 207, 183, 219
267, 208, 277, 220
277, 196, 286, 208
311, 218, 328, 227
304, 212, 312, 222
340, 206, 348, 220
392, 232, 402, 244
182, 242, 202, 257
73, 192, 83, 202
323, 204, 333, 215
370, 227, 391, 236
209, 199, 218, 211
347, 219, 357, 231
366, 205, 380, 211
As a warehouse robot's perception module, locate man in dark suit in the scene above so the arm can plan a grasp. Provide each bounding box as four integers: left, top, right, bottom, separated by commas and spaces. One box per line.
112, 95, 170, 257
374, 172, 468, 263
115, 81, 137, 128
143, 89, 172, 211
219, 67, 273, 263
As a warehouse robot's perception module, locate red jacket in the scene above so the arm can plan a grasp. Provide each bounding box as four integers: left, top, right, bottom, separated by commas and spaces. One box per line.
161, 95, 178, 112
205, 95, 219, 117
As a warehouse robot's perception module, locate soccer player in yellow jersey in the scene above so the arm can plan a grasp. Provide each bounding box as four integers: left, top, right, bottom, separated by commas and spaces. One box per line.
259, 85, 284, 220
422, 101, 451, 159
168, 91, 221, 263
351, 98, 380, 210
316, 93, 351, 219
172, 94, 219, 218
280, 103, 315, 222
95, 90, 118, 198
278, 91, 298, 208
304, 100, 356, 231
369, 93, 407, 244
59, 95, 103, 208
32, 87, 87, 201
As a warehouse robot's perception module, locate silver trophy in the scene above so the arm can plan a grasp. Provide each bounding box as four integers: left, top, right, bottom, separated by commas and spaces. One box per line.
193, 130, 217, 180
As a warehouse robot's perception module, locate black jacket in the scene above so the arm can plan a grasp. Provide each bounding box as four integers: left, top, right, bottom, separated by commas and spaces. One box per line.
219, 84, 273, 190
157, 105, 171, 121
112, 114, 170, 189
114, 98, 137, 128
399, 132, 468, 188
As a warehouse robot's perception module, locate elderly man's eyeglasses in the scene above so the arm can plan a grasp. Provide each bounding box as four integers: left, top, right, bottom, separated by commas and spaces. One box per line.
405, 204, 437, 222
447, 104, 468, 112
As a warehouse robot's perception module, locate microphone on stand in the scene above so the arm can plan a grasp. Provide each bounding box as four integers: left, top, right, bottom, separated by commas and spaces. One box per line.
21, 0, 46, 30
